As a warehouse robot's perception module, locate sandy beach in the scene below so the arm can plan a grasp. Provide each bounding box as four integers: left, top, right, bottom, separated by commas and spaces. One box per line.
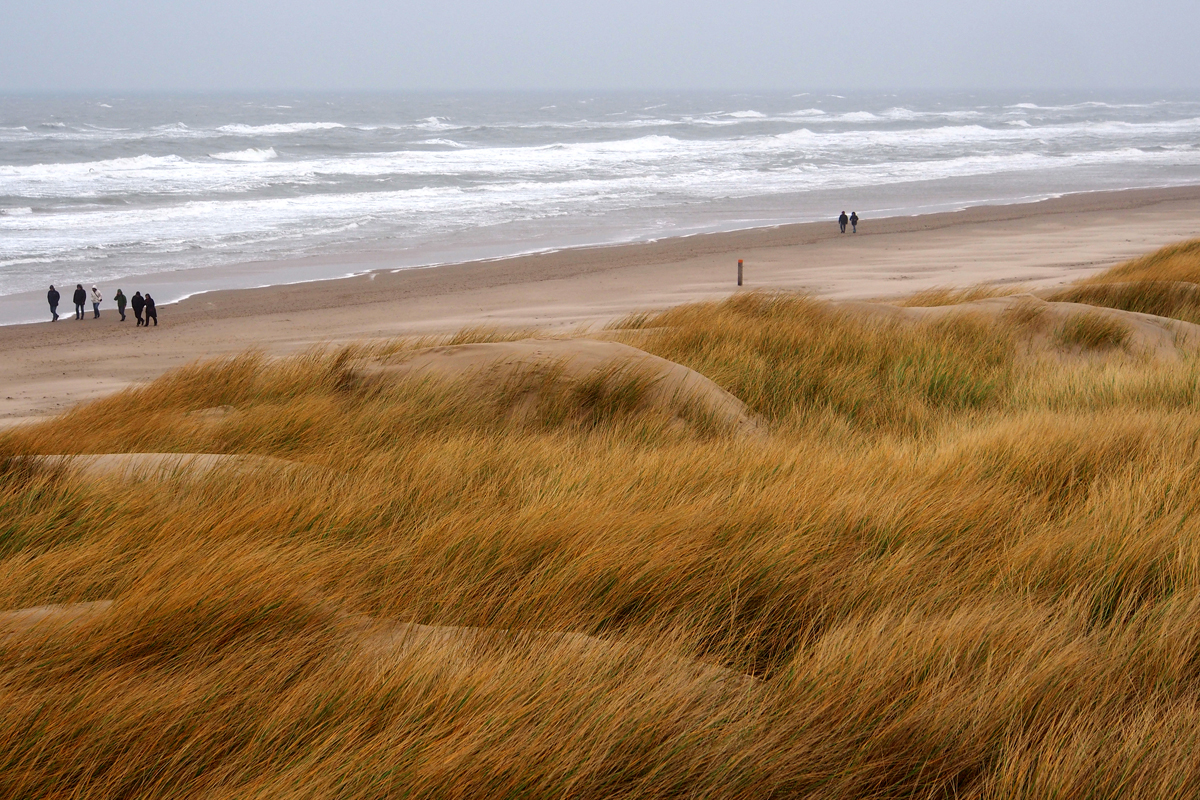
2, 185, 1200, 423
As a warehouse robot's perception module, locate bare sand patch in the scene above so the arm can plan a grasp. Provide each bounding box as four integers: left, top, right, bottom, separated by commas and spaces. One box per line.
18, 452, 297, 481
0, 602, 753, 689
0, 601, 114, 639
355, 617, 755, 689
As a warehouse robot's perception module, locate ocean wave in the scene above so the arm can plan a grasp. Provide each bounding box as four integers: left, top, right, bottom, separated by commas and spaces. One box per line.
39, 122, 68, 129
726, 110, 767, 119
6, 114, 1200, 204
414, 117, 454, 130
0, 207, 33, 216
216, 122, 346, 135
210, 147, 279, 162
142, 123, 197, 139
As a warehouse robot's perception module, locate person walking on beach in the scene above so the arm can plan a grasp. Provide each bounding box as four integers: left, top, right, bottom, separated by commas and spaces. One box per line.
131, 291, 145, 326
144, 293, 157, 326
115, 289, 127, 321
90, 285, 102, 319
72, 284, 86, 320
47, 285, 60, 322
838, 211, 849, 233
850, 212, 859, 233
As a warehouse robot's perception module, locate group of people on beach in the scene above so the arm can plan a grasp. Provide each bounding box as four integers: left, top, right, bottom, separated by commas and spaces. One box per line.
838, 211, 860, 234
47, 284, 158, 326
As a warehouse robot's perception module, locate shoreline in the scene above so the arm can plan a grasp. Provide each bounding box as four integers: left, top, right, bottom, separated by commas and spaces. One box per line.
5, 183, 1200, 329
2, 184, 1200, 421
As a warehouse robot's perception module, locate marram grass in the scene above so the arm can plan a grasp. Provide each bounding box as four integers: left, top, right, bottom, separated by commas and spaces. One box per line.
4, 242, 1200, 797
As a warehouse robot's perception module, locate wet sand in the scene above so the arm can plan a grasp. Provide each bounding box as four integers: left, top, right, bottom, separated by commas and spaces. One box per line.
3, 185, 1200, 422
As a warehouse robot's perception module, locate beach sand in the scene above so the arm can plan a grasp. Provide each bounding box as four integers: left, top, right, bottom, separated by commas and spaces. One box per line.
3, 185, 1200, 422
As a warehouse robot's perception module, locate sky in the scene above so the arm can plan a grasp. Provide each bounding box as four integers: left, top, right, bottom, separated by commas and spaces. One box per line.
3, 0, 1199, 92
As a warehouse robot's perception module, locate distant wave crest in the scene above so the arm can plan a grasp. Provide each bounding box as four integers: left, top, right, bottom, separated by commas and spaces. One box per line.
217, 122, 345, 135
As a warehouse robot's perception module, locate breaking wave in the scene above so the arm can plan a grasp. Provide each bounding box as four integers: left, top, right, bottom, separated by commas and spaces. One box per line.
210, 147, 279, 162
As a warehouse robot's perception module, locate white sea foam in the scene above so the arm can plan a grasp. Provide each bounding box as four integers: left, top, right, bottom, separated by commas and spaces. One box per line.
216, 122, 346, 135
210, 147, 279, 162
0, 207, 34, 216
727, 110, 767, 119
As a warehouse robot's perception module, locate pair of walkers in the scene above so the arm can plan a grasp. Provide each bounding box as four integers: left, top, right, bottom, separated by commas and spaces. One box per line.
838, 211, 859, 234
130, 291, 157, 326
47, 284, 156, 326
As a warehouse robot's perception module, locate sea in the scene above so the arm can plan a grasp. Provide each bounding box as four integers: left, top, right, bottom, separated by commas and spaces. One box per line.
3, 91, 1200, 325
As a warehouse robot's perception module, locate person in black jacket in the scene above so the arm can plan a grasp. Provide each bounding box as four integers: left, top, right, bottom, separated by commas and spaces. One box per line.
850, 211, 859, 233
47, 285, 60, 322
143, 293, 157, 326
838, 211, 849, 233
72, 284, 86, 320
131, 291, 145, 326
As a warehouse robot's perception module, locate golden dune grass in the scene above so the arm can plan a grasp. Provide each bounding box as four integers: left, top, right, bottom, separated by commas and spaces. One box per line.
1047, 239, 1200, 325
4, 243, 1200, 797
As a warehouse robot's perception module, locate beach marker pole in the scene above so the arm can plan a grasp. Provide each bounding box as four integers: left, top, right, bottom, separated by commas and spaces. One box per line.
738, 259, 743, 287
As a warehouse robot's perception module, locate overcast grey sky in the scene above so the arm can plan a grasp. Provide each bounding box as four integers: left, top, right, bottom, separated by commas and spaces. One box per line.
3, 0, 1199, 92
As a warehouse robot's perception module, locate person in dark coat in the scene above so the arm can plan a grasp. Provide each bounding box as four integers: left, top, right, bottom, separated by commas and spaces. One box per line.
115, 289, 127, 321
850, 212, 859, 233
143, 293, 157, 326
72, 284, 86, 320
131, 291, 145, 326
838, 211, 848, 233
47, 285, 60, 322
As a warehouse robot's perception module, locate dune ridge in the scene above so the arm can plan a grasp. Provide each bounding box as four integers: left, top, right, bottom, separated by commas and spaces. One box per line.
853, 292, 1200, 356
355, 338, 766, 437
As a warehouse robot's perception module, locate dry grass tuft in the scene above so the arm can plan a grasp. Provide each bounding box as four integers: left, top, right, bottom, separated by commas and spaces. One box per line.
894, 284, 1024, 307
7, 242, 1200, 797
1045, 238, 1200, 325
1048, 281, 1200, 325
1054, 311, 1132, 351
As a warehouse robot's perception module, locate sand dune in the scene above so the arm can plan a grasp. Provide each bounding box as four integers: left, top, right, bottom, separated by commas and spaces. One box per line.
845, 294, 1200, 357
356, 338, 766, 436
18, 452, 297, 481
